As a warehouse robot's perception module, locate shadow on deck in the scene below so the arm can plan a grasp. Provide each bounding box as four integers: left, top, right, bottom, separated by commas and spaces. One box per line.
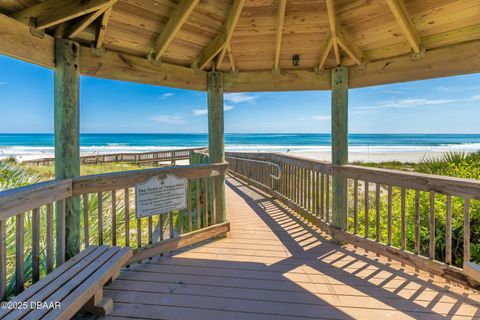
103, 176, 480, 320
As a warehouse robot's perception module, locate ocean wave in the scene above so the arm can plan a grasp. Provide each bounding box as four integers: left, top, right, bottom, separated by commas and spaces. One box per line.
1, 143, 480, 160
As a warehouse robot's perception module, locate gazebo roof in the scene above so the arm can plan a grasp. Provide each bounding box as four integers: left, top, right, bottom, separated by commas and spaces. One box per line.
1, 0, 479, 91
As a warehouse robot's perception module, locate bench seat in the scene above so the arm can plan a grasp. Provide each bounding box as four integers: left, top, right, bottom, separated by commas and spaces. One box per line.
0, 245, 132, 320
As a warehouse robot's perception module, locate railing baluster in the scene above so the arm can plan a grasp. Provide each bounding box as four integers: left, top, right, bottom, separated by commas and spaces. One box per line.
212, 179, 217, 224
307, 169, 311, 212
57, 199, 66, 266
188, 181, 193, 231
312, 170, 316, 215
16, 213, 25, 294
445, 195, 452, 265
364, 181, 369, 239
401, 188, 406, 250
136, 217, 142, 249
46, 203, 53, 273
82, 194, 89, 247
112, 190, 117, 246
375, 184, 380, 242
464, 197, 470, 263
196, 178, 201, 229
125, 188, 130, 247
160, 214, 165, 241
0, 219, 6, 301
326, 174, 330, 223
387, 186, 392, 246
169, 212, 174, 238
353, 179, 358, 234
148, 216, 153, 244
320, 173, 325, 220
98, 192, 103, 245
204, 178, 209, 227
32, 207, 40, 283
415, 190, 420, 255
429, 191, 435, 259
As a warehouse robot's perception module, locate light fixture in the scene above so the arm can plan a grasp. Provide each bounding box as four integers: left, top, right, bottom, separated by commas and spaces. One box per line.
292, 54, 300, 66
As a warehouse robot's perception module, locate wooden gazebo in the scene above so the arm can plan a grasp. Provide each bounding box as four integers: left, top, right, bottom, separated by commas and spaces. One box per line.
1, 0, 480, 319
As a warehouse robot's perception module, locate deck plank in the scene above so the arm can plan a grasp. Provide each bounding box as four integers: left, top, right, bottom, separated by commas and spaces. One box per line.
104, 176, 480, 320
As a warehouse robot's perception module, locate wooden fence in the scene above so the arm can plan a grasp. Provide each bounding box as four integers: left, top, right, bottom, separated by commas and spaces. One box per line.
225, 152, 480, 287
0, 162, 228, 300
22, 148, 207, 166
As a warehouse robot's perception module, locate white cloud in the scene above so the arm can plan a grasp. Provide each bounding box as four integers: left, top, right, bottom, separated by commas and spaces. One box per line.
224, 93, 257, 104
158, 92, 174, 100
149, 115, 184, 124
193, 105, 234, 116
356, 96, 480, 111
193, 109, 208, 116
312, 115, 331, 121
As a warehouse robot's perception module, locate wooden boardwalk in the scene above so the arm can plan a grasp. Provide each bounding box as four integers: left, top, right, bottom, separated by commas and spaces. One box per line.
104, 176, 480, 320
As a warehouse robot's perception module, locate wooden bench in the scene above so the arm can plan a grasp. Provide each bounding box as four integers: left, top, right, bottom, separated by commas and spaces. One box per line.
0, 245, 132, 320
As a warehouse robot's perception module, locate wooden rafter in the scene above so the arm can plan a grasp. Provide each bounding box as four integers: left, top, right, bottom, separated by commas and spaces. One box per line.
226, 43, 236, 72
192, 0, 245, 70
95, 7, 113, 49
386, 0, 421, 53
61, 1, 115, 39
274, 0, 287, 71
336, 23, 366, 65
11, 0, 115, 30
151, 0, 199, 61
325, 0, 340, 66
317, 33, 333, 70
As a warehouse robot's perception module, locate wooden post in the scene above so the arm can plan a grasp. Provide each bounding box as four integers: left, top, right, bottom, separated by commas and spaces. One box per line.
207, 71, 226, 223
55, 38, 80, 261
331, 66, 348, 230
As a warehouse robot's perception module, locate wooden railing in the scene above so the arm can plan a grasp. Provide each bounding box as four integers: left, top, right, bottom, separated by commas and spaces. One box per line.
226, 152, 480, 287
22, 147, 207, 166
0, 162, 229, 300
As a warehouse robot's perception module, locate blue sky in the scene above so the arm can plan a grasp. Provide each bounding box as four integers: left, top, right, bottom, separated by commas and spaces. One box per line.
0, 54, 479, 134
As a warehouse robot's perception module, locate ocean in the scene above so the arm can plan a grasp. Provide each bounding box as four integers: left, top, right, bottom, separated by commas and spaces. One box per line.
1, 133, 480, 160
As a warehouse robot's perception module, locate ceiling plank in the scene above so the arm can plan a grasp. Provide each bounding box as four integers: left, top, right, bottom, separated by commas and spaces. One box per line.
274, 0, 287, 71
11, 0, 114, 30
335, 23, 366, 65
151, 0, 199, 61
95, 6, 113, 49
191, 0, 245, 70
386, 0, 421, 54
325, 0, 340, 66
317, 33, 333, 70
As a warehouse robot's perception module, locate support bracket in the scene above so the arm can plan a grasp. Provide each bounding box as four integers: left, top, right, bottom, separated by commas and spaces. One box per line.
90, 44, 106, 57
411, 46, 426, 59
29, 17, 45, 39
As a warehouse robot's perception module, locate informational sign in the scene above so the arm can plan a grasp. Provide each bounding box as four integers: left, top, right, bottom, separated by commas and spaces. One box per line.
135, 174, 187, 218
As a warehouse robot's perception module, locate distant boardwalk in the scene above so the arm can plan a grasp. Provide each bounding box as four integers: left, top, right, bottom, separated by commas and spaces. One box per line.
22, 148, 205, 166
104, 176, 480, 320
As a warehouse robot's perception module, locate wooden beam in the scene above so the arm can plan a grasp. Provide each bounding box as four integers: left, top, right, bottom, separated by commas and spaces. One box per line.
128, 222, 230, 264
317, 33, 333, 70
325, 0, 340, 66
331, 66, 348, 230
226, 43, 236, 72
11, 0, 114, 30
224, 69, 331, 92
386, 0, 421, 54
208, 72, 226, 223
151, 0, 199, 61
64, 3, 114, 39
274, 0, 287, 71
55, 38, 81, 261
95, 6, 113, 49
335, 23, 366, 65
192, 0, 245, 70
0, 13, 54, 68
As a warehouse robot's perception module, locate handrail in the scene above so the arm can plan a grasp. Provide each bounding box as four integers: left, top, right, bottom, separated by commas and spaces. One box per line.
225, 156, 281, 180
226, 152, 479, 287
